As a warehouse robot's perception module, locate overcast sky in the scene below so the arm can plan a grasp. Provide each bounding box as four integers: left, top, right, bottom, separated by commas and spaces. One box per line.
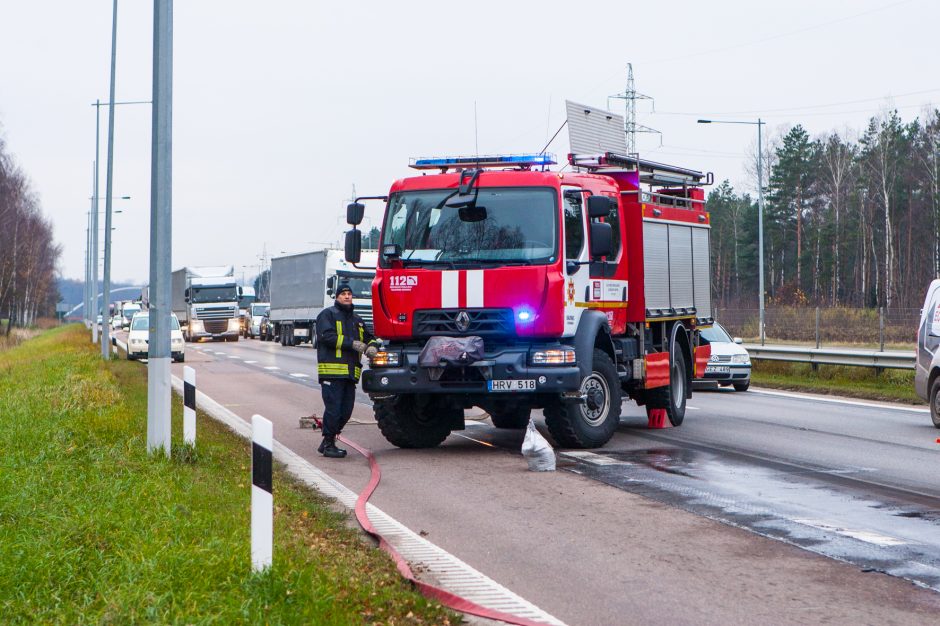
1, 0, 938, 289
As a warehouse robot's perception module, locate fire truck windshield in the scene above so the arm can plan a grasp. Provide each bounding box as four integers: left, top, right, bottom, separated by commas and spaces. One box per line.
381, 187, 557, 267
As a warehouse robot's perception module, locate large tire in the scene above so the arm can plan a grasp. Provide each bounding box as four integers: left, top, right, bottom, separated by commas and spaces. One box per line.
930, 378, 940, 429
646, 344, 688, 426
733, 380, 750, 392
544, 349, 621, 448
488, 406, 531, 429
374, 396, 454, 448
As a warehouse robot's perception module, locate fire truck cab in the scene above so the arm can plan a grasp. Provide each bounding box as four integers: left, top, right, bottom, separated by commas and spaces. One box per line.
347, 120, 712, 450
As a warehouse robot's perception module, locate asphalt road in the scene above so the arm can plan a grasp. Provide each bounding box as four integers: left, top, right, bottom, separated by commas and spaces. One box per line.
151, 335, 940, 625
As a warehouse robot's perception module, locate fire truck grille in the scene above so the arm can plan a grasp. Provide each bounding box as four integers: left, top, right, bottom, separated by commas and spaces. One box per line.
413, 309, 514, 338
204, 320, 229, 334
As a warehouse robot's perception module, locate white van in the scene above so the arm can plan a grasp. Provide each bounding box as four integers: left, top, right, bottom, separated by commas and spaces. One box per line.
915, 279, 940, 428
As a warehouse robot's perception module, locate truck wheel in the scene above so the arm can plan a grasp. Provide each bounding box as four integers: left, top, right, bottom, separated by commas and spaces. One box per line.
931, 378, 940, 429
374, 396, 454, 448
646, 345, 688, 426
488, 406, 530, 429
544, 348, 621, 448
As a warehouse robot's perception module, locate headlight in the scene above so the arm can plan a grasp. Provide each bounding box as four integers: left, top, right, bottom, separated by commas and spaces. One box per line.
732, 354, 750, 364
228, 318, 240, 330
130, 339, 146, 346
370, 350, 400, 367
530, 347, 577, 365
190, 320, 204, 332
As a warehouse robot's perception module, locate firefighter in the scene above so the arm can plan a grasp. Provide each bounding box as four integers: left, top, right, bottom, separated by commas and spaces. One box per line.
315, 282, 379, 458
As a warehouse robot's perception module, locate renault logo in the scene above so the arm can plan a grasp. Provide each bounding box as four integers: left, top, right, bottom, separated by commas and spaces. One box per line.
455, 311, 471, 332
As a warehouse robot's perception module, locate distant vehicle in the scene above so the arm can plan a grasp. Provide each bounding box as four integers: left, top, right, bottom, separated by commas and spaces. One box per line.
268, 248, 376, 347
110, 314, 122, 330
696, 322, 751, 392
171, 266, 241, 342
120, 302, 142, 330
126, 311, 185, 362
915, 279, 940, 428
96, 314, 103, 327
259, 314, 276, 342
247, 302, 270, 339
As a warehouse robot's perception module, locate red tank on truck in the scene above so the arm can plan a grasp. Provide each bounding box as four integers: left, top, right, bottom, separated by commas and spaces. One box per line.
344, 149, 714, 449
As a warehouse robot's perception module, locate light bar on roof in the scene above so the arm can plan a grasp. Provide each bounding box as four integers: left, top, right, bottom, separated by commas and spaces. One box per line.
410, 153, 556, 170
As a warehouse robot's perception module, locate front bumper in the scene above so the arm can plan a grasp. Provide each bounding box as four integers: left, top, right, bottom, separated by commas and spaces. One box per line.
362, 344, 581, 398
696, 363, 751, 384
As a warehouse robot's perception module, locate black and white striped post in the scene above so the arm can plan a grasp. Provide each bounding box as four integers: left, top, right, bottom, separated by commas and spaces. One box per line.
251, 414, 273, 572
183, 366, 196, 445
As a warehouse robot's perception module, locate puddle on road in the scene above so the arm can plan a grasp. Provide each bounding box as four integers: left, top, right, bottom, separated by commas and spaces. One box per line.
565, 445, 940, 592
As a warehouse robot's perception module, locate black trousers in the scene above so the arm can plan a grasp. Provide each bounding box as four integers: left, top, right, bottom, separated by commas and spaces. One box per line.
321, 378, 357, 438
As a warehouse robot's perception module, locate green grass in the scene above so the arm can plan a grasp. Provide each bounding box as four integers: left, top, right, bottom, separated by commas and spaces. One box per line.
751, 359, 922, 404
0, 325, 456, 625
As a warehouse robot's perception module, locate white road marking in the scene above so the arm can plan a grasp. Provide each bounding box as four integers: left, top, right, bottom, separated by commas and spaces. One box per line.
686, 405, 701, 410
244, 360, 258, 364
792, 518, 907, 546
289, 373, 309, 378
751, 389, 929, 413
214, 351, 227, 356
560, 451, 630, 466
228, 355, 241, 359
264, 366, 280, 371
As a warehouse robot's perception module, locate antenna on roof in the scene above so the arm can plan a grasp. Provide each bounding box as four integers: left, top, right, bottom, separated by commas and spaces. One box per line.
608, 63, 661, 153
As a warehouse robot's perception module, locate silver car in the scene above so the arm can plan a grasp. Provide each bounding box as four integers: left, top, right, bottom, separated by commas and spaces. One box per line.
696, 322, 751, 392
915, 279, 940, 428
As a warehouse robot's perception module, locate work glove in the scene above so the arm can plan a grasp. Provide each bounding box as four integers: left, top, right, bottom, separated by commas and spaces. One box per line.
352, 340, 367, 354
365, 345, 378, 358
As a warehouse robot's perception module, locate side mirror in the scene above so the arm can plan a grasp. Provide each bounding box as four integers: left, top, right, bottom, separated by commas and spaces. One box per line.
184, 287, 191, 304
345, 229, 362, 263
382, 243, 402, 258
589, 222, 613, 258
733, 337, 743, 345
588, 195, 616, 219
237, 286, 244, 297
326, 276, 336, 291
347, 202, 365, 226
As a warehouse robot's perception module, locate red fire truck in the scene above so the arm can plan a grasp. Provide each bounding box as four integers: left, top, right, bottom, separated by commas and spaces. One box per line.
345, 150, 712, 449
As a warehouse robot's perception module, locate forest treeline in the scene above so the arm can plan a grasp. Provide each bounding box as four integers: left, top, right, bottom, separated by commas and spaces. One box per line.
707, 109, 940, 310
0, 132, 61, 331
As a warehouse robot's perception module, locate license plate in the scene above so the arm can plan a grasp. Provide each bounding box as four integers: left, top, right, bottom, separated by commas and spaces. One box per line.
705, 365, 730, 374
487, 379, 536, 392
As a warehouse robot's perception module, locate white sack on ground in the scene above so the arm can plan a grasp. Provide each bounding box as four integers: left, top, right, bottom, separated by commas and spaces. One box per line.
521, 419, 556, 472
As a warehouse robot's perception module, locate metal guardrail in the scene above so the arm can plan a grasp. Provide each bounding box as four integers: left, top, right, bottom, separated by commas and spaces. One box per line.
743, 344, 915, 370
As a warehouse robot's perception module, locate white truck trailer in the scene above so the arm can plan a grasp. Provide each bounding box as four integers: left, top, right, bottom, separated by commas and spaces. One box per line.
269, 248, 377, 346
171, 265, 242, 342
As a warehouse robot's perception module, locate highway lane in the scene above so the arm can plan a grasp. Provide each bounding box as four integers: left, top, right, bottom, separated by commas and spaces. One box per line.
162, 336, 940, 624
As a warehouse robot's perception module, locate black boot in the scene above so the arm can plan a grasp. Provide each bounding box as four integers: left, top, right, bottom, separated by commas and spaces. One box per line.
317, 438, 326, 454
320, 437, 347, 458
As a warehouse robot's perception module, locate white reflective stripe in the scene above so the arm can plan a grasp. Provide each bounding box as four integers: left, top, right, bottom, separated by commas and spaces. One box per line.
442, 270, 459, 308
467, 270, 484, 307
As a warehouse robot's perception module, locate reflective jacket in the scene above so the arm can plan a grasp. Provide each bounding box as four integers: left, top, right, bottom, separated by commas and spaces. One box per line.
315, 302, 377, 382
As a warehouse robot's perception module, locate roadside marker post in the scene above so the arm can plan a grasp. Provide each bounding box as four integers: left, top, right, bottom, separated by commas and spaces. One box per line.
183, 366, 196, 445
251, 414, 273, 572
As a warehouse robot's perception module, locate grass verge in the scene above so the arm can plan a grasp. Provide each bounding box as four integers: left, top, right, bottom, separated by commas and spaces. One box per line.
0, 324, 456, 624
751, 359, 922, 405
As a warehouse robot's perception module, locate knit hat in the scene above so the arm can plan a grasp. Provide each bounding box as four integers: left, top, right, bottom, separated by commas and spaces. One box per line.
335, 282, 353, 297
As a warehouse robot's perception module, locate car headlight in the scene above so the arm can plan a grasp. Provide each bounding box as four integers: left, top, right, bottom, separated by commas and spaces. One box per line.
530, 347, 577, 365
732, 354, 750, 364
370, 350, 400, 367
130, 338, 146, 346
228, 318, 240, 330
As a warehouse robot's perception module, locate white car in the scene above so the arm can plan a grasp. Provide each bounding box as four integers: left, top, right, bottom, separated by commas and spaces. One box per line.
110, 315, 122, 330
915, 279, 940, 428
696, 322, 751, 392
126, 311, 185, 362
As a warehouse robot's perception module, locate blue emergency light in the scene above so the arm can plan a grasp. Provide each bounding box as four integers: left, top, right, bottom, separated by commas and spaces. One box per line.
410, 153, 557, 171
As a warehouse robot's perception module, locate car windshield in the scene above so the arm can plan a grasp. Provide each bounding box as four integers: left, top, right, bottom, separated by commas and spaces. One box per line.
251, 304, 270, 317
700, 323, 732, 343
191, 286, 237, 303
380, 187, 557, 267
123, 307, 140, 320
131, 316, 180, 331
337, 273, 373, 299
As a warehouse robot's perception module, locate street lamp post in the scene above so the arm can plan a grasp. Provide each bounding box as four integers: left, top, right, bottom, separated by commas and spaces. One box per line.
698, 118, 766, 345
